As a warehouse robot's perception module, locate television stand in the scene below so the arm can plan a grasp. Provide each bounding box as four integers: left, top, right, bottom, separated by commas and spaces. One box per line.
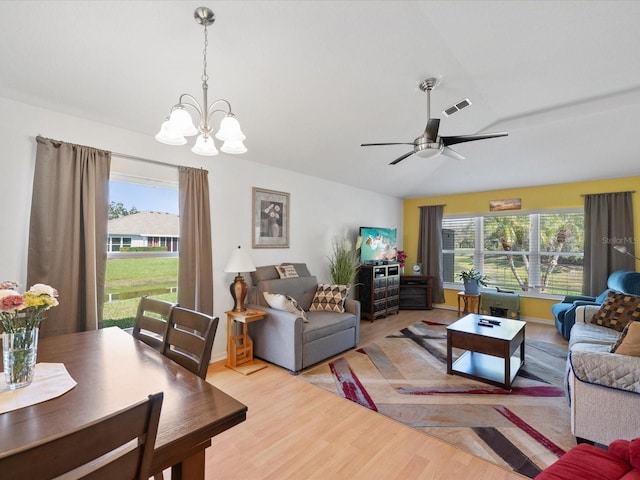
399, 275, 433, 310
357, 263, 400, 321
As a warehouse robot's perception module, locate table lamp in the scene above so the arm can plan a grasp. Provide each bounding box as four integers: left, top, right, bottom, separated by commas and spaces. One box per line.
614, 245, 640, 261
224, 245, 256, 312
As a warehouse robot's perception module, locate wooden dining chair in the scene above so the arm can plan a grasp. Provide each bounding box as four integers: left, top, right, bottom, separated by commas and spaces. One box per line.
0, 392, 164, 480
162, 306, 219, 379
131, 296, 177, 351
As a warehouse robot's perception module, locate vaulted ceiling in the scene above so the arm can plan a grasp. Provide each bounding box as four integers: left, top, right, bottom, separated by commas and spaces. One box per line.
1, 1, 639, 198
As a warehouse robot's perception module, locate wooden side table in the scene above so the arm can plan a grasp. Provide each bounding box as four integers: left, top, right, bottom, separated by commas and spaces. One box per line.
457, 291, 481, 317
225, 309, 267, 375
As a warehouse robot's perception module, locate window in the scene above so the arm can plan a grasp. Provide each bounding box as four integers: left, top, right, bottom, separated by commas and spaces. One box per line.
107, 236, 132, 252
443, 210, 584, 296
104, 170, 179, 329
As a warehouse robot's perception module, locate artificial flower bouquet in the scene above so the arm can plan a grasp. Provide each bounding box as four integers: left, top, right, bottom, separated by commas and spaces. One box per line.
0, 281, 59, 332
397, 250, 407, 268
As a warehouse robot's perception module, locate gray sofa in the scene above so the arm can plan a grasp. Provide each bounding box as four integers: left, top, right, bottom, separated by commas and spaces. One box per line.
567, 305, 640, 444
246, 263, 360, 373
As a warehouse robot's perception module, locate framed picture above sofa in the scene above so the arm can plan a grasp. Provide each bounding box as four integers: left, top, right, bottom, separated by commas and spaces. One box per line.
252, 187, 290, 248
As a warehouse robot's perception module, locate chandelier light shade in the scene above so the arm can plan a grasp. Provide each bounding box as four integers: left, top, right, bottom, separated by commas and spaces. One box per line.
155, 7, 246, 156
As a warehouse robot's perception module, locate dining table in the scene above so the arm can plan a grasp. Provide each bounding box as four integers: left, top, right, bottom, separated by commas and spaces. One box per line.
0, 326, 247, 479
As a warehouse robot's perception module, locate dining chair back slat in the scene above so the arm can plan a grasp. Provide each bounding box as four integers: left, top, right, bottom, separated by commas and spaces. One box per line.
0, 392, 163, 480
163, 306, 218, 379
132, 296, 176, 351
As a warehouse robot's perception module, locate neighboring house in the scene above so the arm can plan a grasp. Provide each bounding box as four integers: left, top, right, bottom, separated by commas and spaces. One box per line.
107, 211, 179, 253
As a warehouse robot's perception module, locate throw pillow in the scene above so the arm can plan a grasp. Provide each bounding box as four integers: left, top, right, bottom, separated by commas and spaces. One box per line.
611, 320, 640, 357
263, 292, 308, 322
590, 291, 640, 332
610, 321, 630, 353
309, 284, 349, 313
275, 265, 299, 279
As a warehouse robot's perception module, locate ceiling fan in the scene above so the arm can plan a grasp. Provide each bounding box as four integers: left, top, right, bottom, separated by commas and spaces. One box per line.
361, 78, 508, 165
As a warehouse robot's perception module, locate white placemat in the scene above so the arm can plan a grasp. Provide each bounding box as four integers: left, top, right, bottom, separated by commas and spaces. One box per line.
0, 363, 77, 414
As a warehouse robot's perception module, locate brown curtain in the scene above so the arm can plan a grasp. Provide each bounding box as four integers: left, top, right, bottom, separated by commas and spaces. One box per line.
178, 166, 213, 314
418, 205, 445, 303
27, 137, 110, 336
583, 191, 635, 296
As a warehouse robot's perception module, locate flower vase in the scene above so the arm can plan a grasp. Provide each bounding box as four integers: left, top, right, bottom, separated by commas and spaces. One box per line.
2, 327, 39, 389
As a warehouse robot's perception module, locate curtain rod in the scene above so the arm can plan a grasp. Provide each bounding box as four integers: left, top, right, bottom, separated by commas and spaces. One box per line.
580, 190, 636, 197
111, 151, 178, 169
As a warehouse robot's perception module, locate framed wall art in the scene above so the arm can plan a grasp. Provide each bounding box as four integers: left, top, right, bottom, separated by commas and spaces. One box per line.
252, 187, 290, 248
489, 198, 522, 212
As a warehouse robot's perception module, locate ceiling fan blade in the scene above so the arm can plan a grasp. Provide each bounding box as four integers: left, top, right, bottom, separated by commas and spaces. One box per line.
442, 147, 465, 161
389, 151, 416, 165
441, 132, 508, 147
361, 142, 415, 147
425, 118, 440, 141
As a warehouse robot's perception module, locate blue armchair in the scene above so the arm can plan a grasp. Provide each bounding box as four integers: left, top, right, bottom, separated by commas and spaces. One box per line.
552, 270, 640, 340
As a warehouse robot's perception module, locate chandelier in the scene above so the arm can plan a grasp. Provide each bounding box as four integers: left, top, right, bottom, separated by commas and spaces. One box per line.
155, 7, 246, 156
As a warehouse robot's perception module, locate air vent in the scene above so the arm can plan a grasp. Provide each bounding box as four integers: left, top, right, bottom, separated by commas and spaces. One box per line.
442, 98, 472, 117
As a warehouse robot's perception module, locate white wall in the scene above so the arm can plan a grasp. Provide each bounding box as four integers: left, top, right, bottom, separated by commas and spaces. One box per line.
0, 96, 403, 360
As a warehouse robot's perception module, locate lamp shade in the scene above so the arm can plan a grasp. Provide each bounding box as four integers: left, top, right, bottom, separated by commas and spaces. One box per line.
191, 134, 219, 156
215, 115, 246, 142
224, 246, 256, 273
169, 107, 198, 136
614, 245, 640, 261
220, 139, 248, 155
155, 120, 187, 146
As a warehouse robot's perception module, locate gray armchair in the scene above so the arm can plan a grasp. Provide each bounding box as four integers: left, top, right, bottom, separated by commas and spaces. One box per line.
246, 263, 360, 373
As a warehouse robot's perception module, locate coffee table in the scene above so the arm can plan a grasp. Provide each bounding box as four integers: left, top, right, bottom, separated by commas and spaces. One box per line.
446, 313, 526, 390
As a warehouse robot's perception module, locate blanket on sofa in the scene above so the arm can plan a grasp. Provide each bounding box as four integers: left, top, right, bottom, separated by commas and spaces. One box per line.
570, 349, 640, 393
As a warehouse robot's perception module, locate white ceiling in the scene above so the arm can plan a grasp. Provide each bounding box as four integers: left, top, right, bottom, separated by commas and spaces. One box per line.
1, 0, 639, 199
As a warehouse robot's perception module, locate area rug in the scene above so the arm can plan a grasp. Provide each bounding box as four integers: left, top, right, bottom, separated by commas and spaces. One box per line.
299, 320, 575, 478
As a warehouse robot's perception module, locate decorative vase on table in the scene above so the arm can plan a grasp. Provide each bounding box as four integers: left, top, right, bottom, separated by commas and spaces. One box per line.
3, 327, 39, 389
0, 281, 59, 389
463, 279, 480, 295
397, 251, 407, 277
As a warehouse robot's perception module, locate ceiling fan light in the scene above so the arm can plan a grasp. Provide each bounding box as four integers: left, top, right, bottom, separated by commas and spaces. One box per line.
169, 107, 198, 137
155, 120, 187, 146
191, 134, 219, 156
415, 146, 442, 158
215, 115, 246, 142
220, 139, 247, 155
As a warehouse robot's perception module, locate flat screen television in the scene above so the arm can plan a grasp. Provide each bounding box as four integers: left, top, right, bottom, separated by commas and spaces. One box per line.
359, 227, 398, 264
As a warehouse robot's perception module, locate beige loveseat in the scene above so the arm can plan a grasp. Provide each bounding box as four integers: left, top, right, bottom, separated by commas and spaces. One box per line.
246, 263, 360, 373
567, 305, 640, 444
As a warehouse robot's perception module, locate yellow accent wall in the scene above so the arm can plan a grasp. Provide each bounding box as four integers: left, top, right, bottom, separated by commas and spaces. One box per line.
403, 176, 640, 323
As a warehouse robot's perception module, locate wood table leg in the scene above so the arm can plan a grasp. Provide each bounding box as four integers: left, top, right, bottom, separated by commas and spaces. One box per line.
504, 345, 511, 390
171, 448, 206, 480
446, 330, 452, 375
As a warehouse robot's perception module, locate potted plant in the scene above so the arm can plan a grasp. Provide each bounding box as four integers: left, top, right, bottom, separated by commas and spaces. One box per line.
458, 268, 488, 294
328, 238, 360, 289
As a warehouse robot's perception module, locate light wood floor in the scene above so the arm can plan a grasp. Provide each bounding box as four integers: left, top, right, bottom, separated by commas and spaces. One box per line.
205, 309, 567, 479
